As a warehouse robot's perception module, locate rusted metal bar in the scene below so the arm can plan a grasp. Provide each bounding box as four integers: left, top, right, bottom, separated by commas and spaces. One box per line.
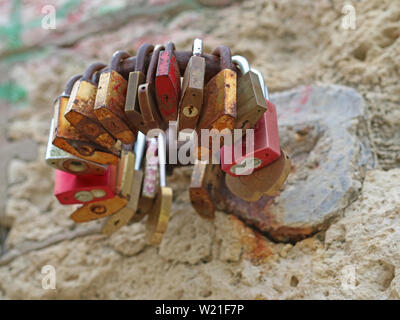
119, 51, 238, 83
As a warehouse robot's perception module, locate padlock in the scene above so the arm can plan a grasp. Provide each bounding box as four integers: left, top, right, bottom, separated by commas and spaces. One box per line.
197, 45, 236, 132
232, 55, 266, 133
225, 149, 291, 201
54, 165, 117, 205
189, 161, 223, 220
69, 142, 137, 223
196, 45, 237, 161
64, 63, 117, 151
155, 42, 181, 122
178, 38, 206, 131
125, 43, 154, 134
46, 118, 107, 175
94, 51, 137, 144
138, 45, 167, 131
220, 68, 280, 177
145, 132, 172, 245
101, 132, 151, 235
52, 74, 119, 165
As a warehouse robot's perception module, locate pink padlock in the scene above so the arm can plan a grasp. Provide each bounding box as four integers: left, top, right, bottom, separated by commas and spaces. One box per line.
54, 166, 116, 205
221, 99, 281, 177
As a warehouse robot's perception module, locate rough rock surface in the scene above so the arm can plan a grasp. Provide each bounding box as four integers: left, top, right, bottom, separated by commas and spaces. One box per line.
217, 85, 374, 242
0, 0, 399, 299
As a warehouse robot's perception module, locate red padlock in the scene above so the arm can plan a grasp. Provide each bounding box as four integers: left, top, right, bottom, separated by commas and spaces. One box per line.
54, 166, 117, 205
155, 42, 181, 123
221, 99, 280, 177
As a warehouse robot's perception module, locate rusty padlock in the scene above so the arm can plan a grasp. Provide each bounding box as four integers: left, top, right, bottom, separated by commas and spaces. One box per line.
145, 132, 172, 245
225, 149, 291, 201
70, 143, 137, 223
46, 118, 107, 175
189, 161, 223, 220
178, 38, 206, 131
94, 51, 137, 144
52, 74, 119, 165
64, 63, 118, 151
221, 68, 280, 177
138, 45, 167, 131
232, 55, 266, 133
54, 165, 117, 205
155, 42, 181, 123
125, 43, 154, 134
197, 45, 236, 132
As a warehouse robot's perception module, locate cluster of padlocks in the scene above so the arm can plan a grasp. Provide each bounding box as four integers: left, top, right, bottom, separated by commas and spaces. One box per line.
45, 39, 291, 244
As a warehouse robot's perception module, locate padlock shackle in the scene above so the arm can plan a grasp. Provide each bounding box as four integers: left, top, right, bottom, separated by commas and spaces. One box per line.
192, 38, 203, 56
211, 45, 235, 71
119, 50, 239, 83
158, 132, 166, 188
250, 67, 269, 100
134, 131, 146, 170
110, 51, 130, 73
146, 44, 165, 84
165, 41, 175, 55
82, 62, 107, 83
135, 43, 154, 74
232, 55, 250, 75
63, 74, 82, 95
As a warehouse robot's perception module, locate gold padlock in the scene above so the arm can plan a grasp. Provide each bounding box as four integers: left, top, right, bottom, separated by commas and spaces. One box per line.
138, 45, 167, 131
232, 55, 266, 134
52, 74, 119, 165
189, 161, 223, 220
125, 43, 154, 134
94, 51, 136, 144
145, 132, 172, 245
64, 63, 118, 151
225, 150, 291, 201
178, 38, 206, 131
101, 132, 148, 235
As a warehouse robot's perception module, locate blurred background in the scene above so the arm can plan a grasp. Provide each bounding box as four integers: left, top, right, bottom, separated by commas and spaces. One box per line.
0, 0, 399, 299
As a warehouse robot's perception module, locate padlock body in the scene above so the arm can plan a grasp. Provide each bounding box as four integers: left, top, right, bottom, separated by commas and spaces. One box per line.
70, 196, 127, 223
94, 70, 136, 144
189, 163, 223, 220
54, 166, 116, 205
64, 80, 116, 150
197, 69, 236, 131
46, 118, 107, 175
155, 50, 181, 122
138, 83, 166, 130
52, 96, 119, 165
125, 71, 149, 133
225, 150, 290, 201
221, 100, 281, 177
178, 55, 205, 131
235, 70, 267, 132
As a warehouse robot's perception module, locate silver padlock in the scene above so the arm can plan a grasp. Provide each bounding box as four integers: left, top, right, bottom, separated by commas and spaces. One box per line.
45, 119, 107, 175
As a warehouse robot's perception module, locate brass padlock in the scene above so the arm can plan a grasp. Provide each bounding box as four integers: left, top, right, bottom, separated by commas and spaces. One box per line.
232, 55, 266, 133
189, 161, 223, 220
225, 149, 291, 202
197, 45, 237, 132
64, 63, 117, 151
46, 118, 107, 175
138, 45, 167, 131
125, 43, 154, 134
101, 131, 149, 235
94, 51, 136, 144
145, 132, 172, 245
52, 74, 119, 165
196, 45, 237, 161
70, 143, 136, 223
178, 38, 206, 131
